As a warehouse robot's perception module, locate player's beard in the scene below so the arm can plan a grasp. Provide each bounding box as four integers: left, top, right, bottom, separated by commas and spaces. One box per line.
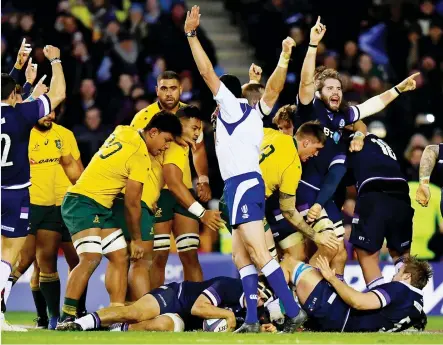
35, 121, 53, 132
160, 98, 179, 111
320, 93, 341, 112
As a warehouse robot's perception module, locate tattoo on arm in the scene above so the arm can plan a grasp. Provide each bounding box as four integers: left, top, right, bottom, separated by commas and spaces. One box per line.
279, 192, 316, 240
419, 145, 439, 180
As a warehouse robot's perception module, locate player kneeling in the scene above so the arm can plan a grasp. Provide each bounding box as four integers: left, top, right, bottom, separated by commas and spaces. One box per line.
56, 277, 273, 332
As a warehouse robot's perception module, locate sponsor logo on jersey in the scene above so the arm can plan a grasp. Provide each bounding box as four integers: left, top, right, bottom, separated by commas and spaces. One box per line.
55, 139, 62, 149
339, 119, 345, 128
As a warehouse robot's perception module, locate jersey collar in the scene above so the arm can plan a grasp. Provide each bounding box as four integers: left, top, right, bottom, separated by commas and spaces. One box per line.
293, 137, 298, 150
399, 281, 423, 296
238, 98, 249, 104
1, 102, 11, 107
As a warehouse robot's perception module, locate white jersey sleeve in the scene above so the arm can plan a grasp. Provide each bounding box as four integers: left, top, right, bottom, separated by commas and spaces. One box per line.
214, 82, 245, 123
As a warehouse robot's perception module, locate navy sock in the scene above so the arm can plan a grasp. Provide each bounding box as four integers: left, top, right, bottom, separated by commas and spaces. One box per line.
262, 259, 299, 318
239, 265, 258, 324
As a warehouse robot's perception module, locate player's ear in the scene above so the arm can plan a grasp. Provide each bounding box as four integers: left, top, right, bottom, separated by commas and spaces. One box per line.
403, 272, 412, 282
149, 128, 159, 138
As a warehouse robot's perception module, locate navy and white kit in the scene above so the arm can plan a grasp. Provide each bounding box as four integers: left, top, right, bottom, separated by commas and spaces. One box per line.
215, 82, 265, 227
149, 277, 244, 331
302, 279, 425, 332
1, 96, 52, 238
348, 134, 414, 253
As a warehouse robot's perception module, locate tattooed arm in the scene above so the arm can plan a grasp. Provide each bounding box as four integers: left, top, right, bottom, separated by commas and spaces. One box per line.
416, 145, 439, 207
279, 192, 339, 250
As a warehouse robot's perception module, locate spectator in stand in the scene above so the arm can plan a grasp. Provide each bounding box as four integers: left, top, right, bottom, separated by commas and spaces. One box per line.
126, 3, 149, 44
73, 107, 112, 165
180, 70, 198, 103
340, 40, 359, 75
145, 57, 166, 94
111, 73, 136, 125
145, 0, 162, 24
419, 19, 443, 66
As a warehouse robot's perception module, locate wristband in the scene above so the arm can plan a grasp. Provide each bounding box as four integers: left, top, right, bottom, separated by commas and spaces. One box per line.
308, 43, 318, 48
50, 58, 62, 65
248, 80, 260, 84
188, 201, 206, 218
185, 30, 197, 37
354, 131, 365, 138
198, 175, 209, 184
278, 52, 290, 68
394, 86, 401, 95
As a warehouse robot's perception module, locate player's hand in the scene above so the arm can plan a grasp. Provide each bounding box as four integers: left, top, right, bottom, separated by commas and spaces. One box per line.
282, 36, 296, 54
201, 210, 225, 231
309, 16, 326, 45
416, 184, 431, 207
307, 203, 322, 222
226, 313, 236, 331
396, 72, 420, 93
43, 45, 61, 61
184, 5, 201, 33
25, 58, 38, 85
30, 75, 48, 99
197, 182, 211, 203
129, 239, 144, 260
349, 135, 365, 152
261, 323, 277, 333
176, 136, 196, 151
316, 255, 336, 281
248, 63, 262, 83
15, 38, 32, 69
313, 231, 339, 250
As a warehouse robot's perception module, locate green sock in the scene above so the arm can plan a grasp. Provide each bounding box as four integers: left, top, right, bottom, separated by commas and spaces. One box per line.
31, 284, 48, 320
78, 285, 88, 316
61, 297, 78, 321
39, 272, 60, 319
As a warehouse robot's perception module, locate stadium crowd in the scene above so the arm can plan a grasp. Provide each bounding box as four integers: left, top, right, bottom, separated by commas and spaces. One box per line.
0, 0, 442, 335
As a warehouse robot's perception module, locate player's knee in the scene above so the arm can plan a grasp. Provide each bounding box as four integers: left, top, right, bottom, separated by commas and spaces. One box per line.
175, 233, 200, 253
152, 248, 169, 266
79, 252, 102, 271
161, 313, 184, 332
245, 243, 269, 268
102, 229, 127, 256
178, 249, 199, 267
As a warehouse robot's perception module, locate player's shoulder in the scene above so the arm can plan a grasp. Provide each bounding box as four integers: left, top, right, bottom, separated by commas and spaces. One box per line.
113, 125, 143, 147
51, 123, 72, 139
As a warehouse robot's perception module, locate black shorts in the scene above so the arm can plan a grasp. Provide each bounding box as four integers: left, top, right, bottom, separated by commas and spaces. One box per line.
350, 191, 414, 253
29, 204, 62, 236
149, 282, 182, 315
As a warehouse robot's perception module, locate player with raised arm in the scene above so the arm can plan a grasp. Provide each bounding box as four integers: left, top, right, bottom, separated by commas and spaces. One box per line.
1, 44, 66, 331
298, 17, 420, 152
185, 5, 308, 333
58, 114, 182, 324
57, 276, 273, 333
279, 254, 431, 332
416, 143, 443, 215
347, 134, 414, 290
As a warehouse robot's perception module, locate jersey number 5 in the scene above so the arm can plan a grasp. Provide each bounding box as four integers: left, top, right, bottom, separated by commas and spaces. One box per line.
0, 118, 13, 167
371, 138, 397, 160
99, 135, 123, 159
259, 144, 275, 163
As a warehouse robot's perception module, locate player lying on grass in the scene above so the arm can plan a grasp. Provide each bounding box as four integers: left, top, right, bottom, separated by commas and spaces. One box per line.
279, 254, 431, 332
56, 276, 274, 332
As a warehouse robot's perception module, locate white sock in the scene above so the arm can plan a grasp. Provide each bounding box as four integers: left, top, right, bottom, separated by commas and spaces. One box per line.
4, 279, 13, 305
0, 260, 12, 293
75, 314, 96, 330
367, 276, 385, 290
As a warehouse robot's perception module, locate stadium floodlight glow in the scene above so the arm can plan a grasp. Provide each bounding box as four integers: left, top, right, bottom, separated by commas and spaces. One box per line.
426, 114, 435, 123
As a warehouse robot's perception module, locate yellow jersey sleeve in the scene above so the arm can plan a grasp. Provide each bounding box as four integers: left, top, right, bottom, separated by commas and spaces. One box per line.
161, 142, 193, 189
65, 129, 81, 160
279, 156, 302, 196
126, 144, 151, 184
141, 156, 164, 209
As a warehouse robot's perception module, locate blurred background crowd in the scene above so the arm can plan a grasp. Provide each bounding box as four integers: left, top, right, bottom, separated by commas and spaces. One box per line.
1, 0, 442, 260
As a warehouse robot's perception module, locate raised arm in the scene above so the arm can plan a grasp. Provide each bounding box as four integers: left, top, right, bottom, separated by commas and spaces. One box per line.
185, 6, 220, 96
10, 38, 32, 82
43, 45, 66, 110
260, 37, 296, 113
316, 256, 382, 310
416, 144, 439, 207
279, 191, 339, 250
299, 17, 326, 105
355, 73, 420, 120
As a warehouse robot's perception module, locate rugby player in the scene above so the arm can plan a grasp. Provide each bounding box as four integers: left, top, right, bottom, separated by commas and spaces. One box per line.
280, 254, 431, 332
185, 5, 308, 333
59, 113, 182, 323
130, 72, 212, 289
416, 143, 443, 215
1, 45, 66, 331
56, 276, 273, 332
347, 134, 415, 290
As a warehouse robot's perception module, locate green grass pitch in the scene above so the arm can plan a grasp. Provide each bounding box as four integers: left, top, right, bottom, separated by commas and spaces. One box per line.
2, 312, 443, 344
